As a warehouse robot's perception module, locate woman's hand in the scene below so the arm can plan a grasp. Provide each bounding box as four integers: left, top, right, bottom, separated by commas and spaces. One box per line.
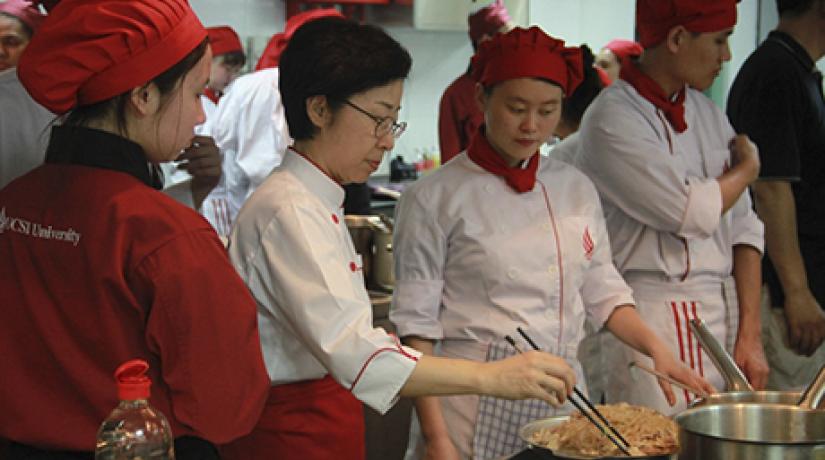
650, 350, 716, 406
479, 351, 576, 406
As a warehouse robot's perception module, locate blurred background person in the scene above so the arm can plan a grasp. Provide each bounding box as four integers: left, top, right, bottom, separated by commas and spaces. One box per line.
438, 0, 512, 164
595, 38, 643, 84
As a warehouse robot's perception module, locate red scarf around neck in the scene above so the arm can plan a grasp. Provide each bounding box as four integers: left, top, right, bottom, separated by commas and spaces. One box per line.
467, 126, 539, 193
620, 60, 687, 133
204, 87, 221, 105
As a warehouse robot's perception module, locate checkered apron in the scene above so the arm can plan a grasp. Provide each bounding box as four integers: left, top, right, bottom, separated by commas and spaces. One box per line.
471, 339, 579, 460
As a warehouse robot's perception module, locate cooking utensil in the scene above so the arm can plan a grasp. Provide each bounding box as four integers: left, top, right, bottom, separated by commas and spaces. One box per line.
674, 403, 825, 460
798, 364, 825, 410
687, 319, 752, 392
510, 330, 633, 456
519, 416, 675, 459
629, 361, 708, 399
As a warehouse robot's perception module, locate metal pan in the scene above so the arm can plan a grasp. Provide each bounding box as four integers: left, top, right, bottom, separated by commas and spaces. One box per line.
519, 416, 676, 460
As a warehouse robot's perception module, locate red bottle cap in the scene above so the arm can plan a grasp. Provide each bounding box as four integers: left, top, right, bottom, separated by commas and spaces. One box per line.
114, 359, 151, 401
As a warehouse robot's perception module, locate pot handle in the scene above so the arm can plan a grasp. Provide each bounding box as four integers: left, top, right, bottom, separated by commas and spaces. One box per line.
688, 319, 753, 392
798, 365, 825, 410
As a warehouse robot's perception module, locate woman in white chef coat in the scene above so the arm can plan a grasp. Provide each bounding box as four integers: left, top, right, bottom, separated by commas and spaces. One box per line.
223, 18, 579, 460
390, 27, 713, 460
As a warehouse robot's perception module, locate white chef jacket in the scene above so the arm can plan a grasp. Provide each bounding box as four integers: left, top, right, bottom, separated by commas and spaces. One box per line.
228, 149, 421, 414
208, 68, 291, 221
575, 80, 764, 279
0, 68, 54, 189
548, 131, 580, 166
391, 152, 634, 361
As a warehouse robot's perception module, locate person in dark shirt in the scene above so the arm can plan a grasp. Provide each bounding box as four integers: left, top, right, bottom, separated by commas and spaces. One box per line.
727, 0, 825, 389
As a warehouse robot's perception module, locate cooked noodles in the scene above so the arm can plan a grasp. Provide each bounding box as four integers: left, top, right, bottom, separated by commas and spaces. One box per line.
529, 403, 678, 457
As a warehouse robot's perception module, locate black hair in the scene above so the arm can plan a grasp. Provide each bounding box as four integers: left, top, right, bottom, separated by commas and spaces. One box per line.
0, 12, 33, 40
217, 50, 246, 68
561, 44, 603, 126
64, 38, 209, 135
279, 17, 412, 141
777, 0, 816, 17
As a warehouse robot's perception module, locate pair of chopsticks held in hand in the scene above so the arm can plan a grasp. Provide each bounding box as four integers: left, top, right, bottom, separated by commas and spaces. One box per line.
506, 327, 634, 457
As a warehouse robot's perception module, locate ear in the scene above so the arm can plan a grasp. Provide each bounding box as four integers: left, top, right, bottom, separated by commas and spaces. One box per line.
665, 25, 689, 54
474, 82, 487, 113
128, 83, 160, 117
305, 95, 331, 129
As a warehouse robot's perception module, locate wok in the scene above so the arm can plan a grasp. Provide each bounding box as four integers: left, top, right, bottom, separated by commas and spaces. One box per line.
674, 403, 825, 460
519, 415, 676, 459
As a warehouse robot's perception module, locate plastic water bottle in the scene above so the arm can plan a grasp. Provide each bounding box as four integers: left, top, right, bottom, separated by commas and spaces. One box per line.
95, 359, 175, 459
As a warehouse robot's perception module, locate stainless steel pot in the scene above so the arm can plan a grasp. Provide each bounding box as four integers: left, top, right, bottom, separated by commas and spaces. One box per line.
675, 404, 825, 460
345, 215, 394, 291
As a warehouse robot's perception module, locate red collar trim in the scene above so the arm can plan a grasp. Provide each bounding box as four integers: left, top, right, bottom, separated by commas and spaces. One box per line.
204, 87, 221, 105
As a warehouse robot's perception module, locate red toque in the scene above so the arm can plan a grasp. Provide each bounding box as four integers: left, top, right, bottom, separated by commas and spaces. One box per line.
17, 0, 206, 115
637, 0, 738, 48
207, 26, 242, 56
0, 0, 45, 31
255, 8, 343, 71
467, 0, 510, 44
604, 39, 643, 62
471, 26, 583, 97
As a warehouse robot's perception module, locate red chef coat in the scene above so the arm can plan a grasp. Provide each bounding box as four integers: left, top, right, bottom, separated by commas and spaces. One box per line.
438, 70, 484, 163
0, 125, 269, 452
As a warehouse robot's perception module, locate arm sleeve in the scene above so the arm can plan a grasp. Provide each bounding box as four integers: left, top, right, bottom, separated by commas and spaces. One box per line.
577, 103, 722, 239
242, 202, 420, 414
580, 188, 636, 330
136, 229, 269, 444
729, 189, 765, 253
390, 187, 448, 340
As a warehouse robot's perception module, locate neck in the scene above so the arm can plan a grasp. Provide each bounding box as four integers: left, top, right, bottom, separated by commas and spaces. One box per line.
293, 139, 337, 180
776, 15, 825, 62
637, 49, 684, 97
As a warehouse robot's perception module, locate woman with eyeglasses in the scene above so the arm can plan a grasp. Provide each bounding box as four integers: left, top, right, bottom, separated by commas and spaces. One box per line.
222, 18, 578, 460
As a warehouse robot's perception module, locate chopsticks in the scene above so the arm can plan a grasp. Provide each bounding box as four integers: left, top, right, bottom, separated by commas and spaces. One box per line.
629, 361, 709, 399
505, 328, 632, 457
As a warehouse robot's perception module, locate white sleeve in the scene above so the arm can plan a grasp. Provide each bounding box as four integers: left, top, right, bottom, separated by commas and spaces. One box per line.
577, 104, 722, 239
729, 189, 765, 253
390, 187, 447, 340
580, 189, 636, 330
247, 201, 420, 413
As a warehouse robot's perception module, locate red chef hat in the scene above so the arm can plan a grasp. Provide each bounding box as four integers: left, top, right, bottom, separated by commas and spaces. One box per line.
255, 7, 343, 71
468, 0, 511, 44
604, 39, 643, 62
17, 0, 206, 115
207, 26, 242, 56
471, 26, 583, 96
0, 0, 46, 32
637, 0, 738, 48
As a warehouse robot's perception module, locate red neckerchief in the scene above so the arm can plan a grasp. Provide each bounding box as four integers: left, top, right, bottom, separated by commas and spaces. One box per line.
620, 60, 687, 133
203, 87, 221, 105
467, 126, 539, 193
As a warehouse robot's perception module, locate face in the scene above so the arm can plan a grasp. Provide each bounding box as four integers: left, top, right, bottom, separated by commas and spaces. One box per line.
143, 48, 212, 163
208, 56, 242, 92
478, 78, 562, 167
595, 48, 620, 82
322, 80, 403, 184
0, 15, 29, 71
674, 28, 732, 91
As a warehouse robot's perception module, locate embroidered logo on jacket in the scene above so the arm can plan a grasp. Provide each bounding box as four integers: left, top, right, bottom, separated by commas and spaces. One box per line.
0, 207, 82, 246
582, 226, 594, 261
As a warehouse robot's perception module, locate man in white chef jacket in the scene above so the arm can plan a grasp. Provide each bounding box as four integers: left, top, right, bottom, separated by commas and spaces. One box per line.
575, 0, 769, 414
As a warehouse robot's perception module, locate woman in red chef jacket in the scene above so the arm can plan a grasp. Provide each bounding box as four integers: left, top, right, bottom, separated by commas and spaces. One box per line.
0, 1, 269, 458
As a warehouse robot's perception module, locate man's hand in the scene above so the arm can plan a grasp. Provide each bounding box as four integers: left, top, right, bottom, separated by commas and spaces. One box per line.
733, 331, 769, 389
784, 290, 825, 356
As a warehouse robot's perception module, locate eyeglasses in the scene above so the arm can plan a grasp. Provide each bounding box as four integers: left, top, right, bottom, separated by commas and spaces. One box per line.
343, 100, 407, 139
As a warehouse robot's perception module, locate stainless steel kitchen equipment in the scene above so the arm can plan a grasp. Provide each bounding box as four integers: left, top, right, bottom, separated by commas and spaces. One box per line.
345, 215, 394, 291
674, 403, 825, 460
687, 318, 752, 392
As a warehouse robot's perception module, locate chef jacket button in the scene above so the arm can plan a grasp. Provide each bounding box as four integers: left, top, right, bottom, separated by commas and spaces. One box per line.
542, 222, 552, 231
507, 268, 518, 279
332, 214, 340, 224
350, 262, 358, 272
548, 265, 557, 275
484, 184, 493, 193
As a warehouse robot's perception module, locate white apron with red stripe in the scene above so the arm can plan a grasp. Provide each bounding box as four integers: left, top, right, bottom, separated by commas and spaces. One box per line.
603, 275, 737, 415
